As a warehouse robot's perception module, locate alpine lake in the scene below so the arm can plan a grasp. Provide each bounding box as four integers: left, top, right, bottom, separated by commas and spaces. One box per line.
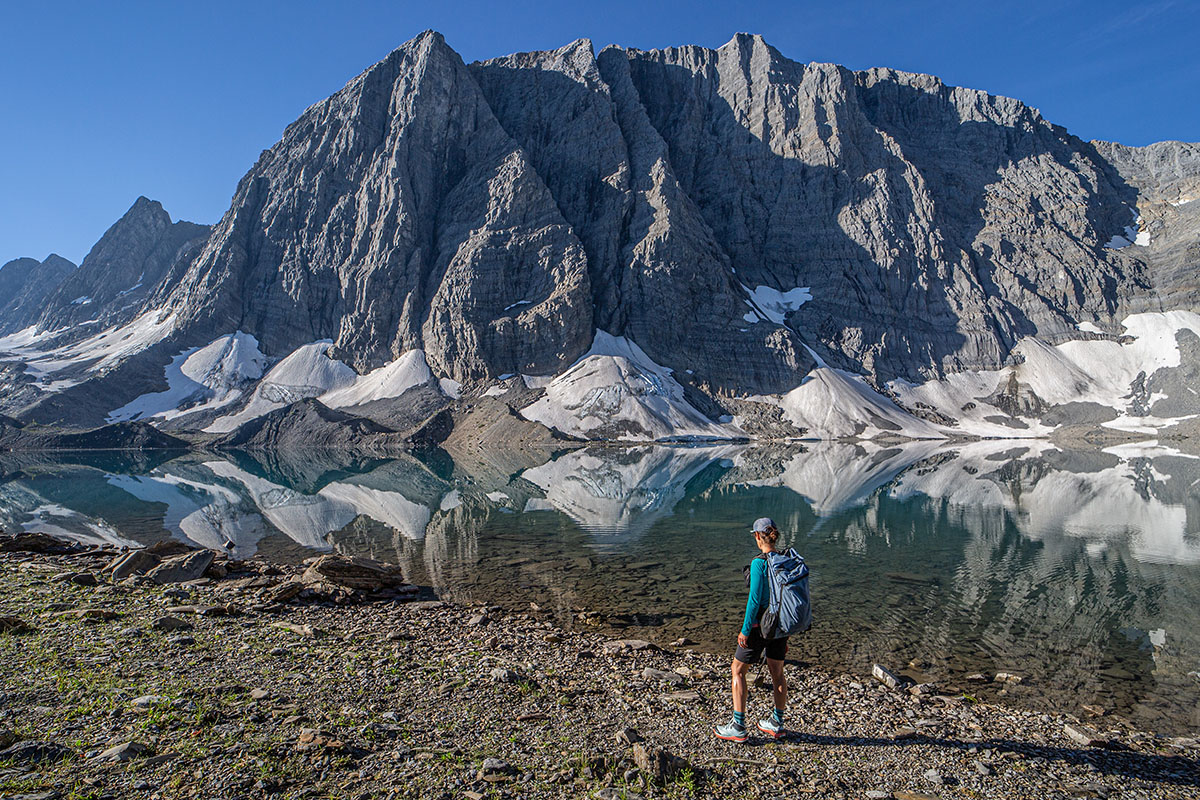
3, 438, 1199, 736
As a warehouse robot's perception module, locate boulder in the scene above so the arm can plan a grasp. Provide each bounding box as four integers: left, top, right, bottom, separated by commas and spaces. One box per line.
632, 742, 686, 784
146, 550, 215, 584
0, 532, 79, 553
301, 554, 406, 591
0, 740, 75, 763
270, 579, 306, 603
106, 550, 161, 581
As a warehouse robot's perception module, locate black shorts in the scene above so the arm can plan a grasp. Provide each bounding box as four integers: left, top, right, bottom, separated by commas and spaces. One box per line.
734, 627, 788, 664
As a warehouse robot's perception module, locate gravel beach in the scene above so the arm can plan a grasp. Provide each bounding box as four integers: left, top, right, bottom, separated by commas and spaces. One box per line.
0, 541, 1197, 800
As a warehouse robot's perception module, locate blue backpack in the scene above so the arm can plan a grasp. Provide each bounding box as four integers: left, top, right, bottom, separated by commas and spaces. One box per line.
757, 549, 812, 639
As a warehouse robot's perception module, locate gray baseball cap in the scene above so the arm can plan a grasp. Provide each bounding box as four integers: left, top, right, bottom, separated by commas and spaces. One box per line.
752, 517, 775, 533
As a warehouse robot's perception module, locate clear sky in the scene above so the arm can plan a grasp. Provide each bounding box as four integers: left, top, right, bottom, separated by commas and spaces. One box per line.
2, 0, 1196, 266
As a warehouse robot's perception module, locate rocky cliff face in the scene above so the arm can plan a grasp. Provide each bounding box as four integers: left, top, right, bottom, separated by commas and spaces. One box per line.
0, 254, 76, 334
38, 197, 210, 333
0, 32, 1196, 441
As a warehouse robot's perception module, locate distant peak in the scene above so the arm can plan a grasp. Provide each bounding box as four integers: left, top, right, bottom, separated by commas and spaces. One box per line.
41, 253, 77, 270
122, 196, 170, 223
559, 37, 594, 54
723, 32, 769, 48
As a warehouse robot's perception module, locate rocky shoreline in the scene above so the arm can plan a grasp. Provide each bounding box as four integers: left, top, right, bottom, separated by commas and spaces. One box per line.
0, 537, 1197, 799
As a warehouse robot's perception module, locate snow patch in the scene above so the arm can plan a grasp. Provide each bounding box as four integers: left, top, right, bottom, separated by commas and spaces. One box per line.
774, 368, 944, 440
205, 341, 356, 433
520, 331, 740, 441
1076, 321, 1103, 334
108, 332, 267, 423
741, 284, 812, 324
438, 490, 462, 511
1105, 211, 1148, 249
320, 350, 433, 408
2, 309, 178, 390
890, 312, 1200, 438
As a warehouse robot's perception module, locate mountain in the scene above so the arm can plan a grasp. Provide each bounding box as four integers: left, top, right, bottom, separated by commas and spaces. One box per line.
0, 254, 76, 333
0, 32, 1197, 443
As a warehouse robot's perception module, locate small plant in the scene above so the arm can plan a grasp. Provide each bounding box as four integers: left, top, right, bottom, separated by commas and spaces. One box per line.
672, 766, 698, 796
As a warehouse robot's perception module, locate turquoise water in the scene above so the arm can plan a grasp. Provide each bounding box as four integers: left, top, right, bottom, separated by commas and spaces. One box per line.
2, 440, 1198, 733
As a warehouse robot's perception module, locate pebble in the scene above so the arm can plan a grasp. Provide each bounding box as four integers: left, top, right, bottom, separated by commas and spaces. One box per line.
152, 615, 193, 632
490, 667, 519, 684
872, 663, 903, 690
93, 741, 153, 762
1064, 723, 1110, 747
478, 757, 512, 782
640, 667, 685, 685
615, 727, 642, 745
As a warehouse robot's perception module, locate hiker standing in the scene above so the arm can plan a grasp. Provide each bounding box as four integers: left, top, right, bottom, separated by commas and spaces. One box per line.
715, 517, 808, 742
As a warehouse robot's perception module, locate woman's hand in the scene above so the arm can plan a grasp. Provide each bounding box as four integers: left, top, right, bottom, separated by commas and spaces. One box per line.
738, 632, 749, 649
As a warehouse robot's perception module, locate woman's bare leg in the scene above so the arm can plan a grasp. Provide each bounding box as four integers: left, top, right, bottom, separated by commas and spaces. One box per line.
731, 658, 750, 713
765, 657, 787, 712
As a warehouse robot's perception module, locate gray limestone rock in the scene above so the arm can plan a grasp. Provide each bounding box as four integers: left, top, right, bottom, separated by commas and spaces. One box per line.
212, 398, 407, 451
2, 31, 1197, 438
37, 197, 209, 334
145, 550, 215, 584
0, 254, 76, 334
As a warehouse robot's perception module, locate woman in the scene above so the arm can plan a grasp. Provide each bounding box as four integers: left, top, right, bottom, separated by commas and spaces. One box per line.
714, 516, 788, 742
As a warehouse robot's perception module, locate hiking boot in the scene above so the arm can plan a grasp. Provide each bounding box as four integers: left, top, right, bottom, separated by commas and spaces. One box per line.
757, 716, 784, 738
713, 721, 748, 743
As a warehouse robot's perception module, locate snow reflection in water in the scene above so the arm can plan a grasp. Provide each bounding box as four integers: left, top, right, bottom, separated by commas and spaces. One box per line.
1, 440, 1199, 732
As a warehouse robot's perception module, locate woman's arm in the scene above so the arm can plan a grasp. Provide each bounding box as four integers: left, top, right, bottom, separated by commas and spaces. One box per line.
741, 557, 768, 637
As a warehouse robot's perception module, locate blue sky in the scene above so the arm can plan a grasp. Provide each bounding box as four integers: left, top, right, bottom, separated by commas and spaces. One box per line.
1, 0, 1196, 265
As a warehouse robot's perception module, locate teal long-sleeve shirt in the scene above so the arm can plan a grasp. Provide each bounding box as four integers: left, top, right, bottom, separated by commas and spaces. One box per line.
742, 556, 769, 636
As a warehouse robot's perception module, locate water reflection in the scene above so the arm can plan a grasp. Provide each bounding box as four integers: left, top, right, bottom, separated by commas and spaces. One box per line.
2, 440, 1198, 732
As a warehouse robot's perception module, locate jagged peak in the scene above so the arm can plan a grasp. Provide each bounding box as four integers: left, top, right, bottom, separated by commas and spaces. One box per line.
720, 32, 773, 53
474, 37, 597, 71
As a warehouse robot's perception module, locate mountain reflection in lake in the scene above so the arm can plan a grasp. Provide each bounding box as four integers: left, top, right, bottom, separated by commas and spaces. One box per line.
2, 440, 1199, 733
